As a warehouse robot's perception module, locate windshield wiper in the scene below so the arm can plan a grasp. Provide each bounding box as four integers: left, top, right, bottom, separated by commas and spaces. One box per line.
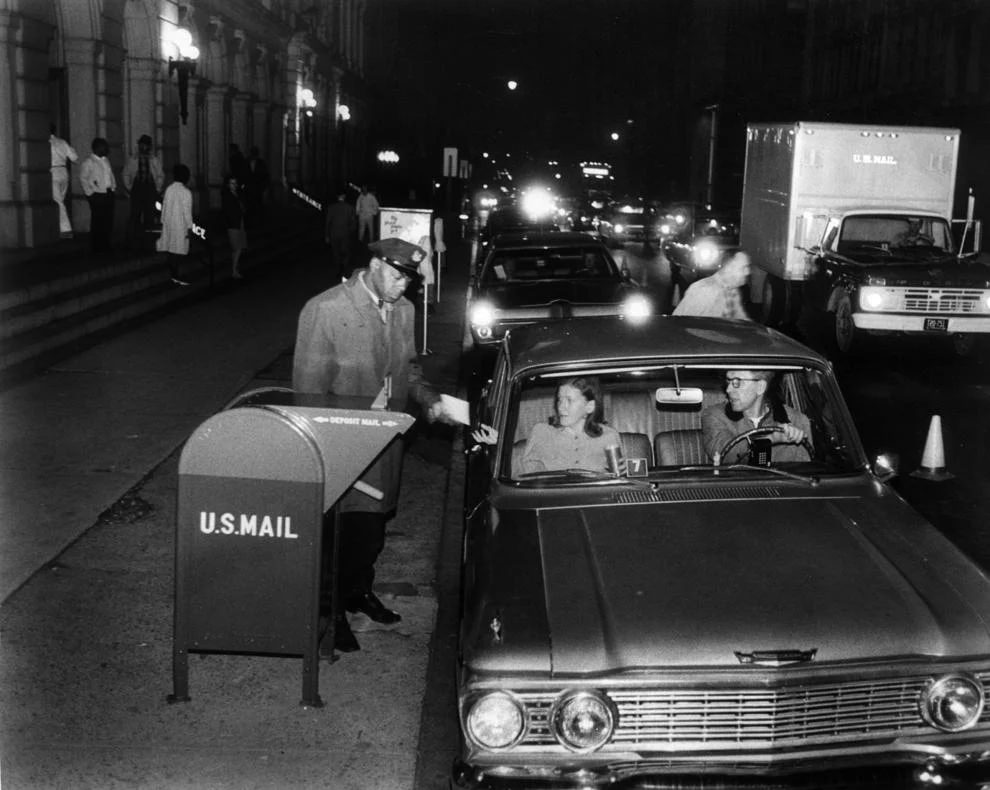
677, 464, 820, 486
516, 469, 653, 487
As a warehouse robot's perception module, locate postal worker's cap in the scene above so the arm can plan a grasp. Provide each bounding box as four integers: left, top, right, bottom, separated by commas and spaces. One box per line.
369, 238, 427, 278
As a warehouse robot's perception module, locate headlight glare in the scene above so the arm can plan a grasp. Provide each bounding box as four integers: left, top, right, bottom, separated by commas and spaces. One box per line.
552, 690, 616, 752
470, 301, 496, 327
622, 294, 652, 320
983, 292, 990, 311
694, 240, 720, 266
614, 223, 625, 234
920, 674, 984, 732
466, 692, 526, 749
859, 286, 888, 311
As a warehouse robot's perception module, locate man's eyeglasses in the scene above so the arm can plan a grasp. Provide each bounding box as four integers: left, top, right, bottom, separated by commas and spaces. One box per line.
725, 377, 761, 389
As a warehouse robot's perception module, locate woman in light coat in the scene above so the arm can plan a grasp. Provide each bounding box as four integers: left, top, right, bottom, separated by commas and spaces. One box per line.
157, 163, 194, 285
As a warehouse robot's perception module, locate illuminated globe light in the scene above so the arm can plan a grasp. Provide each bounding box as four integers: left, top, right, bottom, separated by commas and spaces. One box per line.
377, 150, 399, 164
610, 132, 620, 141
337, 104, 350, 121
507, 80, 518, 91
520, 189, 554, 221
693, 240, 721, 267
173, 27, 192, 51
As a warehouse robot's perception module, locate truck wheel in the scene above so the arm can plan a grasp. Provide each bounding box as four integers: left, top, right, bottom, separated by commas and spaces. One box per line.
829, 294, 856, 354
761, 276, 784, 326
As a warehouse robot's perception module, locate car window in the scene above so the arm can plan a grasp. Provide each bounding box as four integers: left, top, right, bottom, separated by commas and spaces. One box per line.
482, 248, 617, 283
502, 364, 863, 483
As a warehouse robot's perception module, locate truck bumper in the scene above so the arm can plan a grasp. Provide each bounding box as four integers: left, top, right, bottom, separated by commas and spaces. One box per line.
853, 313, 990, 334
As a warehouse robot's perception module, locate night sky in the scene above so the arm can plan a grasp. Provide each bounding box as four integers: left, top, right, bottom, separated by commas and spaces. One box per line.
370, 0, 684, 177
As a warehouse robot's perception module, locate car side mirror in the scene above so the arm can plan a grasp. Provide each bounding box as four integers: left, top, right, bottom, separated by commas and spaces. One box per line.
872, 452, 899, 482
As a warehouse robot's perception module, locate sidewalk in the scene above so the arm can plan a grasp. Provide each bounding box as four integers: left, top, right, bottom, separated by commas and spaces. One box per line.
0, 229, 471, 789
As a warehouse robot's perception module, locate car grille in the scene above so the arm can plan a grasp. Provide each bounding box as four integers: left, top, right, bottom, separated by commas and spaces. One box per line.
615, 487, 783, 504
892, 288, 985, 313
518, 672, 990, 748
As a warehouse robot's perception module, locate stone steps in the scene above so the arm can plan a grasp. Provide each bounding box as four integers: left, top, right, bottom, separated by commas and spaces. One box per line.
0, 208, 322, 389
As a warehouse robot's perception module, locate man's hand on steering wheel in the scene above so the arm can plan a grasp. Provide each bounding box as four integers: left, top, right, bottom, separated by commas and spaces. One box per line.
775, 423, 806, 445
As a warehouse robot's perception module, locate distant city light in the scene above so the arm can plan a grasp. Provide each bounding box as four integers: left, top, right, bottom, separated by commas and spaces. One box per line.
610, 132, 620, 141
507, 80, 518, 90
377, 150, 399, 164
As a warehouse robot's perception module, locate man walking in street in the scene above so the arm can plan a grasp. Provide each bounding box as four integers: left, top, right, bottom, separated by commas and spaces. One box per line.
324, 187, 356, 279
122, 134, 165, 251
292, 238, 452, 653
356, 184, 380, 244
49, 124, 78, 238
79, 137, 117, 253
673, 251, 751, 319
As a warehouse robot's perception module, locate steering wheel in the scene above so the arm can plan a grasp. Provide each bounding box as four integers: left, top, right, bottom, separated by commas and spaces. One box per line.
715, 426, 813, 467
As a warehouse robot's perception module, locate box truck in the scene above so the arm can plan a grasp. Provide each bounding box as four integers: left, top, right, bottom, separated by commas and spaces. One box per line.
740, 121, 990, 354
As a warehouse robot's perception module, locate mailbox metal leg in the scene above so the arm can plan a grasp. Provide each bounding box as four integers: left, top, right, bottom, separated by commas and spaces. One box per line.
167, 647, 191, 703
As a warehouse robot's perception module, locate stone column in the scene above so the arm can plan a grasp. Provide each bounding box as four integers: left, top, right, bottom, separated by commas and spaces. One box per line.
231, 92, 251, 152
204, 85, 228, 207
126, 57, 160, 150
63, 36, 101, 233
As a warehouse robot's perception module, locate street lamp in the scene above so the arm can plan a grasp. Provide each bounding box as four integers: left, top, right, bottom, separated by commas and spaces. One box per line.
167, 26, 200, 125
297, 87, 317, 143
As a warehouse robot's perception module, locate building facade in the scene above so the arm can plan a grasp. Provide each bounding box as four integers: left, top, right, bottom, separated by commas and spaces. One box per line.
1, 0, 371, 249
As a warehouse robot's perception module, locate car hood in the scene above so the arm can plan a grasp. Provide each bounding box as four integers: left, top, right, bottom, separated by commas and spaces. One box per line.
477, 281, 630, 310
466, 496, 990, 675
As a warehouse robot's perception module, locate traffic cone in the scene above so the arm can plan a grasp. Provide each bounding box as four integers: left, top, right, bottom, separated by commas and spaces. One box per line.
910, 415, 954, 481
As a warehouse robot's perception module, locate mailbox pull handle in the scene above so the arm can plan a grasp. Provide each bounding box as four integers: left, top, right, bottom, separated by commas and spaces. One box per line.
354, 480, 384, 501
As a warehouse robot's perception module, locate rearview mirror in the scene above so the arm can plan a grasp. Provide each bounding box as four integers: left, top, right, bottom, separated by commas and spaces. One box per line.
655, 387, 704, 406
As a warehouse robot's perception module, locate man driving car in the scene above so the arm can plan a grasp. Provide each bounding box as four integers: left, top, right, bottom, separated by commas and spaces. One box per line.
702, 370, 812, 464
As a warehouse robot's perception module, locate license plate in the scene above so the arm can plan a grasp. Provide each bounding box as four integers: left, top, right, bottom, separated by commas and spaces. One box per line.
924, 317, 948, 332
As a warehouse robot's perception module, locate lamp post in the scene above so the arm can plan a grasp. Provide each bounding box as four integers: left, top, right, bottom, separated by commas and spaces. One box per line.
336, 103, 350, 185
167, 26, 200, 125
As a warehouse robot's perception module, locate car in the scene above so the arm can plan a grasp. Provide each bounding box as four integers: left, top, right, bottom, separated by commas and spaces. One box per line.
597, 197, 657, 248
454, 315, 990, 789
663, 209, 740, 307
467, 231, 652, 348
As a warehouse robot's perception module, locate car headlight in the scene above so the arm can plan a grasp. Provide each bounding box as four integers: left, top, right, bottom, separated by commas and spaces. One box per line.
693, 240, 720, 267
859, 286, 889, 311
613, 223, 625, 234
465, 691, 526, 749
919, 674, 985, 732
551, 690, 616, 752
622, 294, 652, 320
659, 222, 671, 235
470, 301, 496, 328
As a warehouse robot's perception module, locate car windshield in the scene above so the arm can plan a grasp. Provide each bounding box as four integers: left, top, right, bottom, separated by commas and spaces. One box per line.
835, 215, 952, 255
482, 248, 618, 283
502, 363, 863, 483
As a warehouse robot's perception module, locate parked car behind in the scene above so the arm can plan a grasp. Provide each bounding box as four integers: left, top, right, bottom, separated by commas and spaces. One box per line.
663, 209, 740, 308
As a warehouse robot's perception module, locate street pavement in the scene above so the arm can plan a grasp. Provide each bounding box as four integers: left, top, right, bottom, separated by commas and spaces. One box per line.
0, 228, 471, 789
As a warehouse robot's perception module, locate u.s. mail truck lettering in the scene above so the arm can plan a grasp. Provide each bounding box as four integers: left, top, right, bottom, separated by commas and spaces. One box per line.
199, 511, 298, 539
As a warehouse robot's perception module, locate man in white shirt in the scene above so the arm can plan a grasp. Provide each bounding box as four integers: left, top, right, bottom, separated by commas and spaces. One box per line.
50, 125, 78, 237
79, 137, 117, 253
356, 184, 380, 244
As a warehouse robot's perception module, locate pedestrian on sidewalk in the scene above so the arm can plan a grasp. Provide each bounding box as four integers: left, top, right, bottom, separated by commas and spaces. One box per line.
49, 124, 78, 238
324, 187, 356, 279
221, 173, 248, 279
356, 184, 380, 244
157, 163, 194, 286
79, 137, 117, 253
292, 238, 455, 653
122, 134, 165, 251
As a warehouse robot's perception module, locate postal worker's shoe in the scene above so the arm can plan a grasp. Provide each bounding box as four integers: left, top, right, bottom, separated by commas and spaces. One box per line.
346, 591, 401, 624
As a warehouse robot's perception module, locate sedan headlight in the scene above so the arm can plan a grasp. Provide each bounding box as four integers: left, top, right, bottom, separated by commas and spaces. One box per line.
693, 240, 720, 267
551, 690, 616, 752
919, 674, 985, 732
622, 293, 653, 320
613, 223, 625, 234
470, 301, 496, 328
465, 691, 526, 749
